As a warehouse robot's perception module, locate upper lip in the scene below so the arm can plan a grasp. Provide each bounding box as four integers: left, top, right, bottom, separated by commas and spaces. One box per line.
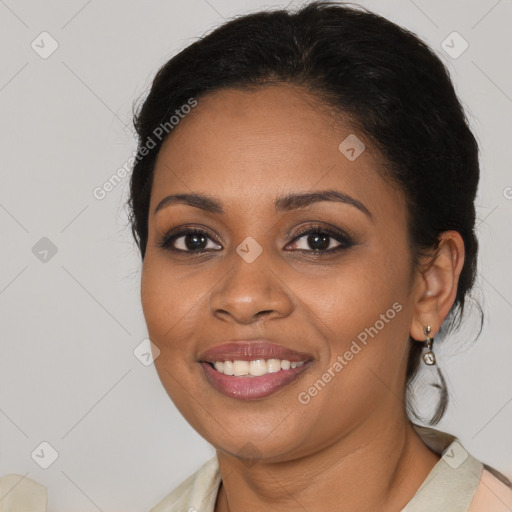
199, 340, 314, 363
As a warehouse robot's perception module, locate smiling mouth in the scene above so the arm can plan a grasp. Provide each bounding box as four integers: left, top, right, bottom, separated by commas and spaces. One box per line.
200, 359, 313, 399
198, 340, 314, 399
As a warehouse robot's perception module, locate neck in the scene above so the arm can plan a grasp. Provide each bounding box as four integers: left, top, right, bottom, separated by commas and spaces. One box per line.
214, 412, 440, 512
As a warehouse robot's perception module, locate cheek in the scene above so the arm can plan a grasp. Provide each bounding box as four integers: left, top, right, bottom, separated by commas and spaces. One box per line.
141, 253, 204, 342
308, 253, 408, 334
140, 255, 193, 380
303, 248, 413, 388
140, 255, 210, 421
293, 270, 411, 439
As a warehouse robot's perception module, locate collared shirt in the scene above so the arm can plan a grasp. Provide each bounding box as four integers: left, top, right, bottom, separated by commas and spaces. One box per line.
1, 425, 511, 511
148, 425, 512, 512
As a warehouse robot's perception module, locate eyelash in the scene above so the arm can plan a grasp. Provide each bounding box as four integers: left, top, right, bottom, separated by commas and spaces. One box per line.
158, 223, 355, 256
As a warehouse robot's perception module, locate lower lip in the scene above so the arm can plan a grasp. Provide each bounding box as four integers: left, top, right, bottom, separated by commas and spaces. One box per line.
200, 361, 312, 399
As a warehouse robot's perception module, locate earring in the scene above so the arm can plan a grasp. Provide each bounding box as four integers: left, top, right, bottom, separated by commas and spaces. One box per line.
422, 325, 436, 365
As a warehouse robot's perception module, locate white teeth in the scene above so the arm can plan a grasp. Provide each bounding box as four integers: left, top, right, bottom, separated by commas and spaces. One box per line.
210, 359, 306, 376
223, 361, 234, 375
233, 360, 249, 376
249, 359, 267, 376
267, 359, 282, 373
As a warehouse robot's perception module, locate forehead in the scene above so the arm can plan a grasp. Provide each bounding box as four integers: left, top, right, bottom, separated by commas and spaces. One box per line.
150, 84, 401, 218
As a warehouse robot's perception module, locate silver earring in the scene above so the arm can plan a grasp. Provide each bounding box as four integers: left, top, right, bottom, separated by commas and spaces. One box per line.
422, 325, 436, 365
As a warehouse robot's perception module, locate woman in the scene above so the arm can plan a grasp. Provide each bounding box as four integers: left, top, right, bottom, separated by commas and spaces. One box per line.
3, 1, 508, 511
126, 1, 512, 511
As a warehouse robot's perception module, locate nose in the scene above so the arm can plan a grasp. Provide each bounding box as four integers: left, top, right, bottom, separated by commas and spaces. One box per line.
209, 251, 294, 325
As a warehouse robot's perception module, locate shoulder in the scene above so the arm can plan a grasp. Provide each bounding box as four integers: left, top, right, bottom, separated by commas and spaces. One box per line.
405, 424, 512, 512
150, 456, 221, 512
469, 468, 512, 512
0, 474, 47, 511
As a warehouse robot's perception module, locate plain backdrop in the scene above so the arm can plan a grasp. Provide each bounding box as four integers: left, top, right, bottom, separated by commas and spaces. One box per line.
1, 0, 511, 510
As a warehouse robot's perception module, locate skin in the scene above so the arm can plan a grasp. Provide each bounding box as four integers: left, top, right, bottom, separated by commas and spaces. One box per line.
141, 84, 465, 512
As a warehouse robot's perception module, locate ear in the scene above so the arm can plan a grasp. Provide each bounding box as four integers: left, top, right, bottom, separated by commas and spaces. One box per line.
410, 231, 465, 341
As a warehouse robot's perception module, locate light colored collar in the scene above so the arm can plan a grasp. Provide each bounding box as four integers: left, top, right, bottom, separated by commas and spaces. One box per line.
402, 424, 483, 511
150, 425, 485, 512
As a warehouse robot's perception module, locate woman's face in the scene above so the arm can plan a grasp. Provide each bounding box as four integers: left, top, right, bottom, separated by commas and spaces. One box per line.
141, 84, 418, 462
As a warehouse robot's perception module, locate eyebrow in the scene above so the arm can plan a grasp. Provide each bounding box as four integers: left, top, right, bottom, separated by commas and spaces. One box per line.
154, 189, 372, 219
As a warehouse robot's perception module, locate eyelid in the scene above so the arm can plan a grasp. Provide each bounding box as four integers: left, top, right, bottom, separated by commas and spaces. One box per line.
289, 222, 351, 239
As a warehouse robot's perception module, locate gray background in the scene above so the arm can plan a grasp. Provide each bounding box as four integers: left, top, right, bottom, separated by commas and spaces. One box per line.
0, 0, 511, 510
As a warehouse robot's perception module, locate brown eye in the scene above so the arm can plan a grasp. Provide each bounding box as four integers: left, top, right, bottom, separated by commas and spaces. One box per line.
286, 224, 354, 253
159, 228, 222, 252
